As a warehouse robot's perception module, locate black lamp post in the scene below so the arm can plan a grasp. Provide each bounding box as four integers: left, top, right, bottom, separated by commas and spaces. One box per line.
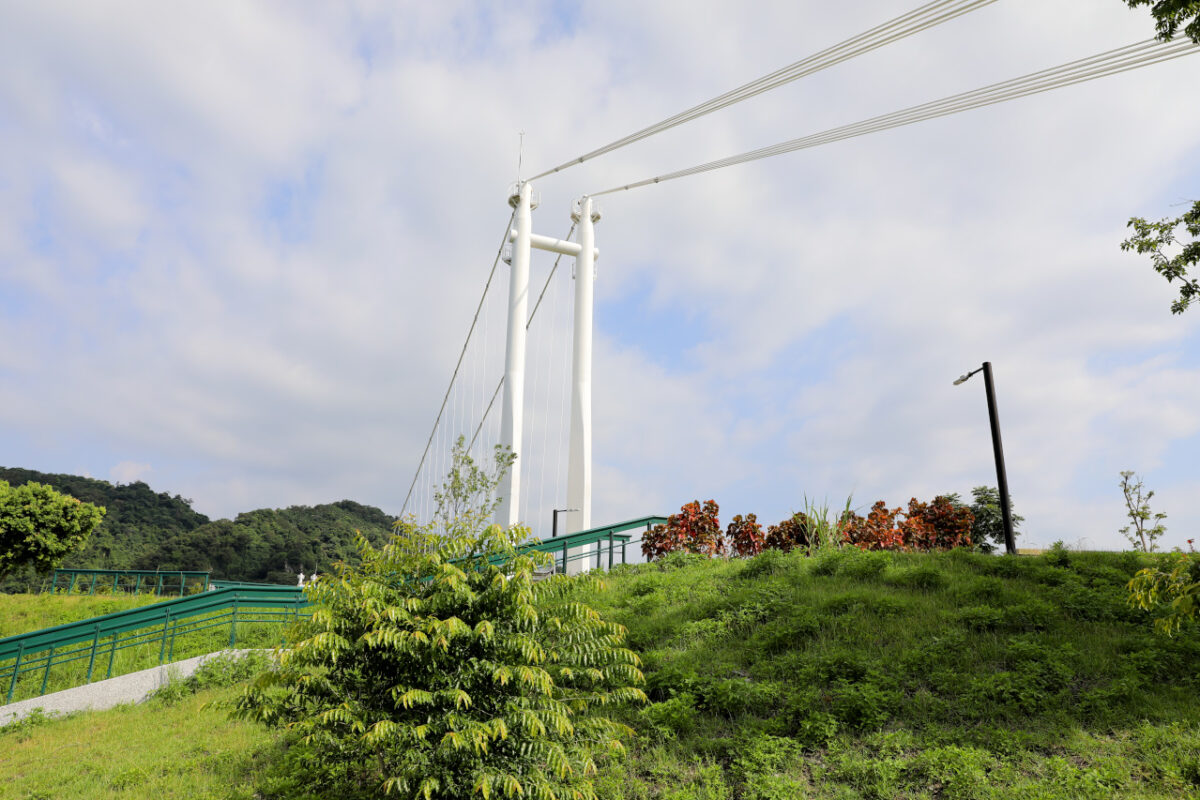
954, 361, 1017, 556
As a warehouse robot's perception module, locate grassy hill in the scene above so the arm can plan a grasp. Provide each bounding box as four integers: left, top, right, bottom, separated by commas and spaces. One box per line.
0, 593, 162, 639
0, 468, 396, 590
3, 547, 1198, 799
575, 547, 1200, 799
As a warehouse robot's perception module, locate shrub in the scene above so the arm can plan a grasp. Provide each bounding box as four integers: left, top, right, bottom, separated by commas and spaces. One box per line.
841, 501, 904, 551
727, 514, 764, 558
1129, 551, 1200, 634
234, 444, 645, 800
763, 513, 810, 553
641, 693, 698, 738
0, 480, 105, 579
901, 496, 974, 551
643, 500, 724, 560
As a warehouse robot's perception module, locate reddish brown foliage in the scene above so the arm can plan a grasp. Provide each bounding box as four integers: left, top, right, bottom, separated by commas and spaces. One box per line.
642, 500, 724, 560
727, 513, 765, 557
842, 496, 974, 552
902, 495, 974, 551
764, 513, 812, 553
842, 501, 905, 550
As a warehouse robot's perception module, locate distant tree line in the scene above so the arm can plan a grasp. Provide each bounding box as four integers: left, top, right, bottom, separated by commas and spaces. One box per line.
0, 467, 396, 591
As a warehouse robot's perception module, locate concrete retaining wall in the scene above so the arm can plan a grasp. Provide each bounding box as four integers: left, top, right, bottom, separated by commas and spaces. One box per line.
0, 649, 258, 726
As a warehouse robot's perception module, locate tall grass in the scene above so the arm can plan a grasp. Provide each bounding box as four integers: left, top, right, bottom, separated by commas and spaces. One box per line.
0, 593, 163, 639
575, 547, 1200, 799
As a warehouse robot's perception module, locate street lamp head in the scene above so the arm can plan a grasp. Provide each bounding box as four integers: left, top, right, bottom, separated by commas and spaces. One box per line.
953, 374, 971, 386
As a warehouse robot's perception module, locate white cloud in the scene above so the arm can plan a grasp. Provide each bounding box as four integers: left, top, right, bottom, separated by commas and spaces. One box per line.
110, 461, 152, 484
0, 0, 1197, 554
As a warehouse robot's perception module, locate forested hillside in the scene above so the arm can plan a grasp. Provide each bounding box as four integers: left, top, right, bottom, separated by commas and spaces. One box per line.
0, 468, 396, 590
136, 500, 395, 585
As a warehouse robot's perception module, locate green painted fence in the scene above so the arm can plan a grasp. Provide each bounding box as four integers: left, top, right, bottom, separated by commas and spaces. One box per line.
0, 585, 306, 704
48, 568, 211, 596
1, 516, 666, 705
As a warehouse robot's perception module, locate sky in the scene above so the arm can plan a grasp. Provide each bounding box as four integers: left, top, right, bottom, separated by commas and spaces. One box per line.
1, 0, 1197, 552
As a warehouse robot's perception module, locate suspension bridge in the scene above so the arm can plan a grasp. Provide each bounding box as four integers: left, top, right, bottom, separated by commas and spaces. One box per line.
395, 0, 1199, 563
2, 1, 1196, 713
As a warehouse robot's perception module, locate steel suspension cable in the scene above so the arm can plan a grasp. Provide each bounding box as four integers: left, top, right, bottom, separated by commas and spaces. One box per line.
466, 223, 577, 453
591, 37, 1199, 196
529, 0, 998, 180
400, 208, 517, 517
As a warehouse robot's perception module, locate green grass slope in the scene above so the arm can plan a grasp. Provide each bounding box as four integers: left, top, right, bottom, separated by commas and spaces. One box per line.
3, 548, 1198, 800
576, 547, 1200, 799
0, 593, 162, 639
0, 682, 275, 800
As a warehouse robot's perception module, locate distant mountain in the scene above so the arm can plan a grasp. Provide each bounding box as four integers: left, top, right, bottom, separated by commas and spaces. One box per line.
136, 500, 396, 584
0, 467, 396, 590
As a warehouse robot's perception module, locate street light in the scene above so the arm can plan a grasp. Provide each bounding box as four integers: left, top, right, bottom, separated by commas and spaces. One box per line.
954, 361, 1017, 555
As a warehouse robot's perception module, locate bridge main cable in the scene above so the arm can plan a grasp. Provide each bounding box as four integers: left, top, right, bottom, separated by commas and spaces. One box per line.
527, 0, 999, 181
589, 37, 1199, 196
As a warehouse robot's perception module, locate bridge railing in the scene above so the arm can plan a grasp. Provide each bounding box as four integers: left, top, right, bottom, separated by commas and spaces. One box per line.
521, 515, 666, 573
2, 517, 667, 705
0, 585, 305, 705
48, 568, 211, 596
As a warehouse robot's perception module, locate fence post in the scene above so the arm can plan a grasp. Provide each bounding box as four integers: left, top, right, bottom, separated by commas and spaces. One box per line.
50, 570, 59, 594
105, 630, 120, 679
112, 573, 120, 593
608, 532, 614, 570
88, 574, 97, 595
229, 603, 239, 648
561, 540, 569, 574
156, 573, 164, 596
158, 611, 172, 664
39, 646, 54, 696
134, 574, 143, 593
85, 623, 101, 682
168, 614, 180, 661
68, 572, 78, 594
6, 642, 25, 703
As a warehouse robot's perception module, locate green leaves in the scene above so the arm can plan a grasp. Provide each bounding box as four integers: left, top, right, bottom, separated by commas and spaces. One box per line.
0, 480, 105, 579
1122, 199, 1200, 315
1122, 0, 1200, 45
233, 476, 643, 799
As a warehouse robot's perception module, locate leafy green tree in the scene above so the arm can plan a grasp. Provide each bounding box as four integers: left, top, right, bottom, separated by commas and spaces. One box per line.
1121, 1, 1200, 43
1119, 3, 1199, 313
0, 480, 105, 579
1121, 200, 1200, 315
1128, 550, 1200, 634
431, 436, 516, 538
963, 487, 1023, 554
1118, 471, 1168, 552
234, 442, 644, 800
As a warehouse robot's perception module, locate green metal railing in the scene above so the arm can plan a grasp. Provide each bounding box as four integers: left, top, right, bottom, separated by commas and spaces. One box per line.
0, 585, 306, 704
523, 515, 666, 573
2, 517, 665, 706
48, 568, 211, 596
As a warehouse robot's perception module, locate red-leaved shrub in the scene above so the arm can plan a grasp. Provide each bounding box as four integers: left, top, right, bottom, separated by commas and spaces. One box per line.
642, 500, 724, 560
764, 513, 811, 553
841, 501, 905, 550
902, 496, 974, 551
727, 513, 765, 557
